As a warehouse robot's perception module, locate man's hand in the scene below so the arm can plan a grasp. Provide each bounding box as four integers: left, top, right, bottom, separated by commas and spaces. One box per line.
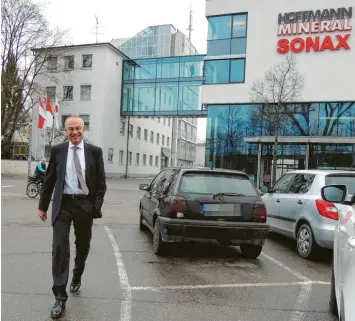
39, 210, 47, 222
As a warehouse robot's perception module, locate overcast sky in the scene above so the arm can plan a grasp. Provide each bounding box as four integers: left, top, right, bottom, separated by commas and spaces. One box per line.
42, 0, 208, 139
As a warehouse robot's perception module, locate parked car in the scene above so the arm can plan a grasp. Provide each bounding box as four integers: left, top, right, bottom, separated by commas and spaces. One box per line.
262, 170, 355, 259
321, 184, 355, 320
138, 167, 270, 258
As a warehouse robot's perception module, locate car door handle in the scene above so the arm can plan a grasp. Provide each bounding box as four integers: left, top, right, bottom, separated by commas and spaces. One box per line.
297, 200, 303, 205
348, 237, 355, 249
339, 226, 346, 234
276, 199, 280, 203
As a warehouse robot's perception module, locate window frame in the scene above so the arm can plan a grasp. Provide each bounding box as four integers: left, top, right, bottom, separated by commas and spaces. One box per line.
64, 55, 75, 70
108, 148, 114, 163
47, 56, 58, 72
120, 121, 126, 135
119, 150, 124, 164
207, 13, 248, 56
82, 54, 93, 69
63, 85, 74, 101
203, 58, 246, 84
80, 84, 91, 101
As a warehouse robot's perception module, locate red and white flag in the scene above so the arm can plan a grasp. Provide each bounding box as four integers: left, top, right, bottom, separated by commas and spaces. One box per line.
54, 97, 60, 130
38, 97, 46, 129
45, 96, 53, 128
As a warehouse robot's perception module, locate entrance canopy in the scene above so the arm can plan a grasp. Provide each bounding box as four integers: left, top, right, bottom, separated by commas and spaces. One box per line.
121, 55, 207, 117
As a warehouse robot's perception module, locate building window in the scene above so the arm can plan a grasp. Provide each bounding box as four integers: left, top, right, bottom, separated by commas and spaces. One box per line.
156, 133, 160, 144
80, 85, 91, 100
167, 137, 170, 147
120, 121, 125, 135
143, 154, 147, 166
158, 117, 160, 123
149, 155, 153, 166
46, 86, 56, 103
136, 153, 140, 165
168, 118, 171, 127
204, 59, 245, 84
119, 150, 124, 164
108, 148, 114, 163
150, 131, 154, 143
162, 135, 165, 146
155, 156, 159, 167
47, 56, 57, 71
207, 13, 247, 56
144, 129, 148, 141
163, 118, 166, 125
137, 127, 141, 139
82, 54, 93, 68
128, 124, 133, 138
63, 86, 73, 100
62, 114, 90, 130
128, 151, 132, 165
64, 56, 74, 70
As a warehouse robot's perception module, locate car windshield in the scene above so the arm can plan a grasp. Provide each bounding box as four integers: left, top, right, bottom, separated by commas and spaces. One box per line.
179, 172, 258, 196
325, 175, 355, 195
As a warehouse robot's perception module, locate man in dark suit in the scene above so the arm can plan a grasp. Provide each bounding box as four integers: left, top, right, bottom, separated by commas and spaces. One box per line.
38, 115, 106, 319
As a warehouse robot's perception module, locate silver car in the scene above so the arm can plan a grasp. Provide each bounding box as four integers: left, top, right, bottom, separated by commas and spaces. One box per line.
262, 170, 355, 259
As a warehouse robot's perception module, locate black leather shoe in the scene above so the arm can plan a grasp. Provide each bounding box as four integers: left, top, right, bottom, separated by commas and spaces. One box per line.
70, 281, 81, 293
50, 300, 65, 319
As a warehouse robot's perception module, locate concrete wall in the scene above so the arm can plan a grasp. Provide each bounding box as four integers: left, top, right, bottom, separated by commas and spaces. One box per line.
1, 160, 38, 177
202, 0, 355, 104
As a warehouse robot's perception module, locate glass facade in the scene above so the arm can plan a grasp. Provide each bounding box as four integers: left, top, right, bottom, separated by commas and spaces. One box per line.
118, 25, 198, 59
204, 59, 245, 84
207, 13, 248, 56
205, 103, 355, 190
121, 55, 205, 116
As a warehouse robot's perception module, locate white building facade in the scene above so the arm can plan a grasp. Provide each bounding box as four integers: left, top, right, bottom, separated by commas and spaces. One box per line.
202, 0, 355, 190
31, 43, 173, 177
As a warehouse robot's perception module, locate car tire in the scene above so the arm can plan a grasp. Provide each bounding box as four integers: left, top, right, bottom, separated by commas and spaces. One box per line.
329, 267, 338, 316
240, 244, 262, 259
139, 207, 146, 231
152, 219, 167, 256
296, 223, 319, 260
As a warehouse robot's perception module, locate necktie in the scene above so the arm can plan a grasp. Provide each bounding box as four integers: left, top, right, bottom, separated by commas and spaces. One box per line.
73, 146, 88, 194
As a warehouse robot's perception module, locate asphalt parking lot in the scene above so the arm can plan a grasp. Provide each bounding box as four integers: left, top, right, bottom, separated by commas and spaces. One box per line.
1, 177, 336, 321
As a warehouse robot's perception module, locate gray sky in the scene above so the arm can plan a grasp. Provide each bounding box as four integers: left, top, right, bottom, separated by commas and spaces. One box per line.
42, 0, 208, 139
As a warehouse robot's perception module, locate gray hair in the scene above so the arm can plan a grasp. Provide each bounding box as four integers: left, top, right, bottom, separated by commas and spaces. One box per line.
64, 115, 85, 128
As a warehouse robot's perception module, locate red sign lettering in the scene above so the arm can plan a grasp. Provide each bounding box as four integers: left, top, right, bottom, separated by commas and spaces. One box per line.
277, 34, 351, 54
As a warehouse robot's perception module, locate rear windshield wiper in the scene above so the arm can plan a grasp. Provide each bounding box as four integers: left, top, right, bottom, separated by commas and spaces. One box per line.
213, 192, 245, 199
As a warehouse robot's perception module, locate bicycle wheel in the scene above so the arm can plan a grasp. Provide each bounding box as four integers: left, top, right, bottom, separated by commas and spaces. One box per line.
27, 182, 39, 198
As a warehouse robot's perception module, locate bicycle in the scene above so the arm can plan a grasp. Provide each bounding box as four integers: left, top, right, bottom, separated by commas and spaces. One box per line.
26, 176, 43, 198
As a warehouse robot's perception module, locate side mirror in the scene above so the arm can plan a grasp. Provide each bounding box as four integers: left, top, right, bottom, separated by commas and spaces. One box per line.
139, 184, 149, 191
321, 185, 347, 203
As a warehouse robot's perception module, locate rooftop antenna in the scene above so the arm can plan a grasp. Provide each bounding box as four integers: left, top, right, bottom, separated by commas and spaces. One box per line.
95, 15, 99, 43
187, 1, 193, 41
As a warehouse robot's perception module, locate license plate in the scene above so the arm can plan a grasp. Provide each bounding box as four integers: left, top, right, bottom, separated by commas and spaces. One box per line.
202, 204, 241, 216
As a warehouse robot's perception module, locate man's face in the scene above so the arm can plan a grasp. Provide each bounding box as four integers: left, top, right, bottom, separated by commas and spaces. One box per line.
65, 117, 85, 145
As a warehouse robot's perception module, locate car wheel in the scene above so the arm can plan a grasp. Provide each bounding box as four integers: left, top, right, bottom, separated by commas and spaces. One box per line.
139, 207, 146, 231
296, 223, 319, 259
152, 219, 167, 256
329, 266, 338, 316
240, 244, 262, 259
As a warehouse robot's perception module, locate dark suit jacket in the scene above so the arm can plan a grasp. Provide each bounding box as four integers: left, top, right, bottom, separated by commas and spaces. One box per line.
38, 141, 107, 225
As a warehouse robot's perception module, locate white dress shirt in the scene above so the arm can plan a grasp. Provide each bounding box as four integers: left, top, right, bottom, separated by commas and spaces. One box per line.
64, 140, 88, 195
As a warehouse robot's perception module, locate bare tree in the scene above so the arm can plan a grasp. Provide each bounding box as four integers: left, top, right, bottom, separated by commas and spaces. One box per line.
1, 0, 69, 158
250, 54, 304, 185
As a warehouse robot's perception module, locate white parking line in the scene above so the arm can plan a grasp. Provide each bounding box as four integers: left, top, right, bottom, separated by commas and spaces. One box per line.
261, 253, 310, 282
130, 280, 330, 292
261, 252, 311, 321
104, 226, 132, 321
1, 185, 15, 188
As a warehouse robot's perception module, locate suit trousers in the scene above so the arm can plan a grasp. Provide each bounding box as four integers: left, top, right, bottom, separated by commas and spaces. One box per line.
52, 197, 93, 301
